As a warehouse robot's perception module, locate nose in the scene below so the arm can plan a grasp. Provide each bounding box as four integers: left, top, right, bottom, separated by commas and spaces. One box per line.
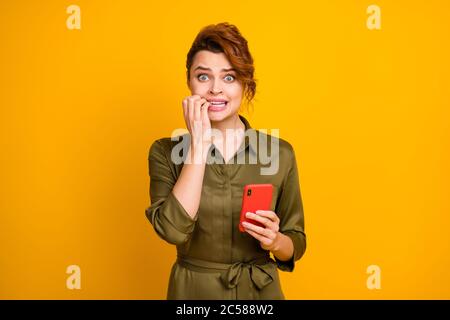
209, 80, 222, 95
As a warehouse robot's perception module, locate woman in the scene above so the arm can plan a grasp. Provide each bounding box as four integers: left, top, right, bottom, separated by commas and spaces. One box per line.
146, 22, 306, 300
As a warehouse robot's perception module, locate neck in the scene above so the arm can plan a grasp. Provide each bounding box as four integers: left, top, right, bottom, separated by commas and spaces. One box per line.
210, 114, 246, 161
210, 114, 245, 136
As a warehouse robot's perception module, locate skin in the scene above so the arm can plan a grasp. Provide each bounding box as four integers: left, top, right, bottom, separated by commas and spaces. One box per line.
171, 50, 293, 261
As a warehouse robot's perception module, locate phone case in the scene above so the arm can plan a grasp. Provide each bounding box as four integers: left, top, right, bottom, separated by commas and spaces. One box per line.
239, 184, 274, 232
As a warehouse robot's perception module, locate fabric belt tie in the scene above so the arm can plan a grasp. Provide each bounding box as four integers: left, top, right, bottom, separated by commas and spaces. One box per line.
223, 261, 273, 290
176, 255, 275, 294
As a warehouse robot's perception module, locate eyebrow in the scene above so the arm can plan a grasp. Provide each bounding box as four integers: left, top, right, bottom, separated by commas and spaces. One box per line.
193, 66, 236, 72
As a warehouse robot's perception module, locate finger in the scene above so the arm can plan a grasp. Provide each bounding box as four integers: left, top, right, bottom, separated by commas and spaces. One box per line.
245, 212, 275, 230
182, 98, 188, 118
194, 98, 206, 121
255, 210, 280, 224
202, 101, 211, 143
201, 101, 210, 123
188, 96, 197, 126
242, 221, 274, 239
189, 96, 201, 123
245, 228, 272, 247
182, 99, 190, 131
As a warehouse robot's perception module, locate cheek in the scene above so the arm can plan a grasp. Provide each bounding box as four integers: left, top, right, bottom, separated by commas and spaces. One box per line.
189, 81, 208, 95
227, 85, 243, 101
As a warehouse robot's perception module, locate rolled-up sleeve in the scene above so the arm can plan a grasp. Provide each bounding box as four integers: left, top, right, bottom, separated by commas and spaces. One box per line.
274, 143, 307, 272
145, 139, 198, 245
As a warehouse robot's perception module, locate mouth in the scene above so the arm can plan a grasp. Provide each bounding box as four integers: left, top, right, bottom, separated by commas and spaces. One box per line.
207, 99, 228, 111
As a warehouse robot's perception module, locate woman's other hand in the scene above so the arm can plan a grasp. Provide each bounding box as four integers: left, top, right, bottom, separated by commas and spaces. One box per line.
242, 210, 281, 251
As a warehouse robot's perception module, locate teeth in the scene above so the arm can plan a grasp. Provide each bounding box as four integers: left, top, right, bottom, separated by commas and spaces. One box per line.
210, 101, 227, 105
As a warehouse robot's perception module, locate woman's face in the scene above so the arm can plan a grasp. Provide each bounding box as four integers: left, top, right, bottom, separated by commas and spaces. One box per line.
188, 50, 243, 122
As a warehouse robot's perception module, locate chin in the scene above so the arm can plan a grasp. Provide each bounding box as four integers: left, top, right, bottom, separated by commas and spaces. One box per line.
208, 107, 232, 122
208, 113, 227, 123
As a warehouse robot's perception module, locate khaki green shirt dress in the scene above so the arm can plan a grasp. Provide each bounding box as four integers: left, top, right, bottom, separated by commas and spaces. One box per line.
145, 115, 306, 300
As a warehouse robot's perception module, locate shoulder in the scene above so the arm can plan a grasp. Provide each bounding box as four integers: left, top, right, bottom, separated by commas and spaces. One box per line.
148, 133, 190, 160
254, 129, 296, 158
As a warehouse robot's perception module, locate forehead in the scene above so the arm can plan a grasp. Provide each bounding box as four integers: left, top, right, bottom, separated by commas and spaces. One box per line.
191, 50, 232, 71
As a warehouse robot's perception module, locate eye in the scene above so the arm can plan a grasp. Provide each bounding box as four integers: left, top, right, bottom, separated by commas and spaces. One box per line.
197, 74, 209, 81
224, 74, 235, 82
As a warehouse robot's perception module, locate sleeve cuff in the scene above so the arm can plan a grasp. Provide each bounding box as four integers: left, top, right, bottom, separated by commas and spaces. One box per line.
274, 232, 306, 272
274, 231, 296, 272
274, 254, 295, 272
159, 191, 199, 234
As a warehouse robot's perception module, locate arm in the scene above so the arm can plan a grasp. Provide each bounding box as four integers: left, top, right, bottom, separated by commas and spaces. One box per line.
145, 95, 211, 245
241, 144, 306, 271
145, 139, 196, 245
172, 95, 212, 219
273, 144, 307, 271
271, 232, 294, 262
172, 142, 208, 220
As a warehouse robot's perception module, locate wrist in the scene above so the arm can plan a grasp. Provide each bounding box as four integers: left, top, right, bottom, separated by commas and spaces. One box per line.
187, 142, 210, 164
270, 232, 283, 252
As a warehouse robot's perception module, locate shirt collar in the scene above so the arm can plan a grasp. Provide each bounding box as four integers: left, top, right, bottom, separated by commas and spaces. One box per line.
208, 114, 257, 162
238, 114, 257, 155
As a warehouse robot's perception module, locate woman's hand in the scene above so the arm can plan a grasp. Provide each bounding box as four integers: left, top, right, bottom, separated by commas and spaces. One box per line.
171, 95, 212, 219
182, 95, 212, 152
242, 210, 281, 251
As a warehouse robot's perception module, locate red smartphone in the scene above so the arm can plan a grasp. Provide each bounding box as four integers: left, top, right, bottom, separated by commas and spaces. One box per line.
239, 184, 274, 232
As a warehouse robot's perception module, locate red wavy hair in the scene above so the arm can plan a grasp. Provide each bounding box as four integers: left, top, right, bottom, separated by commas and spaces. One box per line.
186, 22, 256, 107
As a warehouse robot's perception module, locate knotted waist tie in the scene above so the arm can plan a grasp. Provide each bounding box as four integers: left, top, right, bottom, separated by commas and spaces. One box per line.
176, 254, 276, 299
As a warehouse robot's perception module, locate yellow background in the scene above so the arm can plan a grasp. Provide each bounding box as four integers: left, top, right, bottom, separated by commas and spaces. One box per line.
1, 0, 449, 299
